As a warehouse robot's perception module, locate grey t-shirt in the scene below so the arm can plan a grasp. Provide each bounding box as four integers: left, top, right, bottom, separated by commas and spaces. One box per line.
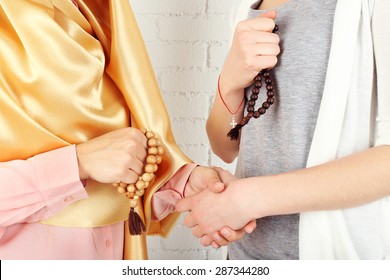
229, 0, 337, 259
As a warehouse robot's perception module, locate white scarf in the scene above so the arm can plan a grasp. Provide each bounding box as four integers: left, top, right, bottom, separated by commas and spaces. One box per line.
300, 0, 390, 259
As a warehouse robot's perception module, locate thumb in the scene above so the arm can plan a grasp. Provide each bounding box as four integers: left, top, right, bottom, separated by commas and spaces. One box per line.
175, 197, 191, 213
259, 10, 277, 20
207, 173, 225, 193
243, 220, 257, 234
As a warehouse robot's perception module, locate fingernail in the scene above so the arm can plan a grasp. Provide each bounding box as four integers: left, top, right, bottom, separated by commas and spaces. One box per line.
221, 228, 230, 238
214, 233, 222, 241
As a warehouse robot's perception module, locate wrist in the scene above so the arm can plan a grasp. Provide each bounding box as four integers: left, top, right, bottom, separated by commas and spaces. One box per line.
182, 164, 200, 198
75, 144, 89, 180
219, 73, 244, 99
217, 75, 245, 118
223, 180, 258, 229
236, 177, 270, 221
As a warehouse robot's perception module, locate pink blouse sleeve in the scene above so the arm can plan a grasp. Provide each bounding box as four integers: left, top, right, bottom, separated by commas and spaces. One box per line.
150, 163, 197, 221
0, 143, 195, 234
0, 145, 88, 232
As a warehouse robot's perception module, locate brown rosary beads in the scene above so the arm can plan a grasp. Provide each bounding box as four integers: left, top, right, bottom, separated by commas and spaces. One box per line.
227, 69, 276, 140
227, 24, 279, 141
113, 131, 163, 235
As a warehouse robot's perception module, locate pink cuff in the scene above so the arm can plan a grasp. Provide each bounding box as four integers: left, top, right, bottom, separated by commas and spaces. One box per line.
31, 145, 89, 217
0, 145, 88, 227
151, 163, 197, 221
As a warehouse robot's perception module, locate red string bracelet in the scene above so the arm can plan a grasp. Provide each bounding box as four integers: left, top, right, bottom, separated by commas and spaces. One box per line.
71, 0, 79, 8
217, 75, 245, 128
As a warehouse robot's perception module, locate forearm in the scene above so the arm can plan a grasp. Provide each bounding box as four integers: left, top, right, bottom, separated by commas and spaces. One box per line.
206, 86, 244, 163
0, 146, 87, 227
244, 145, 390, 220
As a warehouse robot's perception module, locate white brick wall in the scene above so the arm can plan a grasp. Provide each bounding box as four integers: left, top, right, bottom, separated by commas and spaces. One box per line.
129, 0, 237, 260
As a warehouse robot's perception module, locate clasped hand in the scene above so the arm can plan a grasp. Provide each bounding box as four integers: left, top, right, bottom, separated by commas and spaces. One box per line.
75, 127, 255, 247
177, 167, 256, 248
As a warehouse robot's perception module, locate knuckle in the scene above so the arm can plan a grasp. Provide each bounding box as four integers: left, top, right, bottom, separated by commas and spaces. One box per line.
125, 127, 143, 139
237, 31, 250, 45
275, 45, 281, 55
243, 57, 254, 70
272, 56, 278, 66
125, 140, 137, 150
126, 128, 137, 138
241, 43, 252, 55
273, 33, 280, 44
192, 228, 200, 238
183, 218, 191, 228
192, 211, 201, 223
120, 127, 134, 136
235, 21, 247, 33
265, 18, 276, 31
125, 141, 144, 154
200, 237, 212, 247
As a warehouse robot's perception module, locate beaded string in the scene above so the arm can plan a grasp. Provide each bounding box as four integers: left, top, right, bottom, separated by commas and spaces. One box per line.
227, 24, 279, 141
113, 131, 163, 235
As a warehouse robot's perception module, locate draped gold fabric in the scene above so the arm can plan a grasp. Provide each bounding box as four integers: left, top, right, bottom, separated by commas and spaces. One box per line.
0, 0, 191, 259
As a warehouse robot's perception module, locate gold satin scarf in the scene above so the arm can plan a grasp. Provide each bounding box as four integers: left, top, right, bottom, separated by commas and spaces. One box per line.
0, 0, 191, 259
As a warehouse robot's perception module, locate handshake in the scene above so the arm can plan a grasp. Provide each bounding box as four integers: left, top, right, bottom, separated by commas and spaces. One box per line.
175, 166, 257, 249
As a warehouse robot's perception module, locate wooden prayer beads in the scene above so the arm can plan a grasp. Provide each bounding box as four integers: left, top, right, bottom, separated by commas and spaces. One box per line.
113, 130, 163, 235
